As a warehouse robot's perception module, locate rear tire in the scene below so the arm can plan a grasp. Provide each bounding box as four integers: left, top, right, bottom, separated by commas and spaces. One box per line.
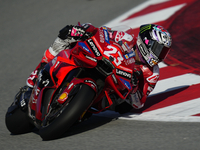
39, 84, 95, 140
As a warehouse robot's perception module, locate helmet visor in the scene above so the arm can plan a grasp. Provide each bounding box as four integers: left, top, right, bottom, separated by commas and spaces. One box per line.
150, 40, 170, 60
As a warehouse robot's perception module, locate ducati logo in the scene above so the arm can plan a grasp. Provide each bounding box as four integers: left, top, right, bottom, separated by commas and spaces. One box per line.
115, 31, 125, 42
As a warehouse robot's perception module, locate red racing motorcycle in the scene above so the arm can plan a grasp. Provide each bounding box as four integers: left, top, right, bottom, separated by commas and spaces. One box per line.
5, 26, 136, 140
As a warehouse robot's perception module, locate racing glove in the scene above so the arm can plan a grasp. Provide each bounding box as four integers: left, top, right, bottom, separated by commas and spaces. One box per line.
59, 25, 86, 40
49, 25, 93, 57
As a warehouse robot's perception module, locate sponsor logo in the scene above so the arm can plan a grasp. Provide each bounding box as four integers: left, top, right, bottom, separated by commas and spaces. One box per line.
147, 75, 159, 83
140, 24, 152, 33
118, 65, 133, 72
78, 42, 92, 54
42, 79, 49, 87
139, 44, 147, 56
102, 26, 110, 44
20, 99, 26, 108
42, 55, 49, 63
58, 92, 68, 101
87, 39, 101, 57
81, 23, 90, 29
99, 28, 105, 43
119, 77, 131, 89
116, 69, 132, 79
124, 58, 135, 65
115, 31, 133, 43
122, 44, 128, 52
115, 31, 125, 42
123, 51, 135, 59
32, 87, 40, 104
85, 80, 97, 90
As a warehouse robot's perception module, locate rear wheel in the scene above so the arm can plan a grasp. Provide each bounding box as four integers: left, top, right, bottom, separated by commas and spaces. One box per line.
39, 84, 95, 140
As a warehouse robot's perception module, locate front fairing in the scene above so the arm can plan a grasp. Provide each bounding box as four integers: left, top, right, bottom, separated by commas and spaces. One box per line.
28, 39, 99, 120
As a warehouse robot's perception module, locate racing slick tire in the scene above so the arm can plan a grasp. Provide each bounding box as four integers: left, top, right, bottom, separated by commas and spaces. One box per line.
39, 84, 95, 140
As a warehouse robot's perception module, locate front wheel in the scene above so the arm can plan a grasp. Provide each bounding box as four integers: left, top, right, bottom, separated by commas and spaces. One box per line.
5, 106, 34, 134
39, 84, 95, 140
5, 86, 35, 134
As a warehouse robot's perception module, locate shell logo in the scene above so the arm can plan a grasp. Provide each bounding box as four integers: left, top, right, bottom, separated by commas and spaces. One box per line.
57, 92, 68, 104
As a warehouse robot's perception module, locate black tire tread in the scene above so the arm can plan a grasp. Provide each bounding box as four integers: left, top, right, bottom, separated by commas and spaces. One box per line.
39, 84, 95, 140
5, 106, 34, 134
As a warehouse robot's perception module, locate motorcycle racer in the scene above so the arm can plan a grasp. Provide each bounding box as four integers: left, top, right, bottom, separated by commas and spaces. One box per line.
113, 24, 172, 113
26, 23, 172, 113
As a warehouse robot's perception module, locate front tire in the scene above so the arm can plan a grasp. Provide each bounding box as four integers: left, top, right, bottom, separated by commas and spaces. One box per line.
39, 84, 95, 140
5, 86, 35, 134
5, 105, 34, 134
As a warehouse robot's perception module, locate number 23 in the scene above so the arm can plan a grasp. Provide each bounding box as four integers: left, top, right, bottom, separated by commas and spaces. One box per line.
103, 45, 124, 66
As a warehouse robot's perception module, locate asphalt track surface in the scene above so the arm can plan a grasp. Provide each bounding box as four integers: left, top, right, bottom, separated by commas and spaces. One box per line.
1, 0, 200, 150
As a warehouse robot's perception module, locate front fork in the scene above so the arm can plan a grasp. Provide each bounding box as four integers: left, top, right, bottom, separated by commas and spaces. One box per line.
7, 86, 32, 114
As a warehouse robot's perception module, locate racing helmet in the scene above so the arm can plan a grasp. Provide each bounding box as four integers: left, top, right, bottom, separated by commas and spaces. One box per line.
136, 24, 172, 67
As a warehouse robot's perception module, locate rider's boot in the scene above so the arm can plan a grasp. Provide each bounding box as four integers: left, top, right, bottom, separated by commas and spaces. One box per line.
128, 90, 144, 109
26, 49, 55, 88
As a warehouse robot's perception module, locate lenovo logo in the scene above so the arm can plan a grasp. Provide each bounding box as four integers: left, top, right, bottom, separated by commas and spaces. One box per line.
116, 69, 131, 79
87, 39, 101, 57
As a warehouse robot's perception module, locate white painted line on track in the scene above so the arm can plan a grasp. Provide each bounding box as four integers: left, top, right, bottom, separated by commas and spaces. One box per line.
95, 98, 200, 122
95, 110, 200, 122
104, 0, 170, 27
105, 2, 185, 29
150, 98, 200, 117
119, 98, 200, 122
119, 114, 200, 122
150, 73, 200, 96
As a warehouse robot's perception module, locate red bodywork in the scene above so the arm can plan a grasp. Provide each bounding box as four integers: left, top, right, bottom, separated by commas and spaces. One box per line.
28, 26, 136, 121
